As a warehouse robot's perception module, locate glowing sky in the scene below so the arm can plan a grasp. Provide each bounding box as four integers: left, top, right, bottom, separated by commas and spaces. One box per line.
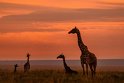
0, 0, 124, 60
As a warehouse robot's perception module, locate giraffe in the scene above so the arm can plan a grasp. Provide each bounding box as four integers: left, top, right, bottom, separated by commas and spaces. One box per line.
57, 54, 78, 74
24, 53, 30, 72
68, 27, 97, 77
14, 64, 19, 73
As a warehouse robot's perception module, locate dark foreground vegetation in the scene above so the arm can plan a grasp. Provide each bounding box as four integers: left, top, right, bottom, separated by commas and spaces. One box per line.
0, 70, 124, 83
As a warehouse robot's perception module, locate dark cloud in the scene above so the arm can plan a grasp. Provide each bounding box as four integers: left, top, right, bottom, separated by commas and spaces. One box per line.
0, 27, 65, 33
99, 2, 124, 7
0, 2, 64, 16
0, 2, 55, 10
0, 21, 65, 33
0, 7, 124, 22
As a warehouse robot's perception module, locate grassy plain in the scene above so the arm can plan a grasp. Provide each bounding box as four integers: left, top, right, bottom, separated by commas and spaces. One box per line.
0, 69, 124, 83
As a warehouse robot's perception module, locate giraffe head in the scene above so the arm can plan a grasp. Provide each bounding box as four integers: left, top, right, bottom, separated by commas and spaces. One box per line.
68, 26, 79, 34
27, 53, 30, 58
57, 53, 65, 59
14, 64, 19, 67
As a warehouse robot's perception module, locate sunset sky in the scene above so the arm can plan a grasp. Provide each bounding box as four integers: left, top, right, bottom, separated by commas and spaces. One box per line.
0, 0, 124, 60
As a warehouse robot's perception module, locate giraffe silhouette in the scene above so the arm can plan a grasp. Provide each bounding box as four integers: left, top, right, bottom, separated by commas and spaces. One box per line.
24, 53, 30, 73
14, 64, 19, 73
68, 27, 97, 77
57, 54, 78, 74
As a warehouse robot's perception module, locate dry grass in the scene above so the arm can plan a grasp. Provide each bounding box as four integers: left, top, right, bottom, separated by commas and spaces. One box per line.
0, 69, 123, 83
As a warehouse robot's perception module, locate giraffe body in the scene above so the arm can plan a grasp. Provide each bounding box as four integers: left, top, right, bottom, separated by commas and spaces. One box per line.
68, 27, 97, 77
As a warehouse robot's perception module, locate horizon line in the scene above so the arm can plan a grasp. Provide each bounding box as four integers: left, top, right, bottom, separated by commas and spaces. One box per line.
0, 59, 124, 61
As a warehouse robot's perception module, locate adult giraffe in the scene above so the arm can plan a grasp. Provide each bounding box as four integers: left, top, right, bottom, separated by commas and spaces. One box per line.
68, 27, 97, 77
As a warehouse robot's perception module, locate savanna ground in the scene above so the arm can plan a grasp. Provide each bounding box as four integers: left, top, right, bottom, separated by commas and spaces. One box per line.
0, 69, 124, 83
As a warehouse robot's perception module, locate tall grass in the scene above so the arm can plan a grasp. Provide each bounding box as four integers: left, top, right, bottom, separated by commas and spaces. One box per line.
0, 70, 123, 83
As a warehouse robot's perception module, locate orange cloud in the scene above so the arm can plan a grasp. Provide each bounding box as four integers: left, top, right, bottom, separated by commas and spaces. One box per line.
0, 6, 124, 24
0, 22, 124, 60
1, 0, 124, 8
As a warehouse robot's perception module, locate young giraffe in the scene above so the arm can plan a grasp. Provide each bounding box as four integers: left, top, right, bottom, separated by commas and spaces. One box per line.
68, 27, 97, 77
57, 54, 78, 74
24, 53, 30, 72
14, 64, 19, 73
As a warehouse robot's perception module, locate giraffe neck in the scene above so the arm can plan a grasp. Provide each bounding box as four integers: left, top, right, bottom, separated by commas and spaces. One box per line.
27, 57, 29, 63
14, 67, 16, 72
76, 30, 85, 52
62, 57, 68, 69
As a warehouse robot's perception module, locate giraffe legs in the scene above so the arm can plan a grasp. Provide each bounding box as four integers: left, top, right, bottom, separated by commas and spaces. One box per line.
80, 56, 85, 75
81, 63, 85, 75
81, 63, 89, 76
86, 63, 88, 75
89, 64, 94, 77
93, 63, 97, 76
